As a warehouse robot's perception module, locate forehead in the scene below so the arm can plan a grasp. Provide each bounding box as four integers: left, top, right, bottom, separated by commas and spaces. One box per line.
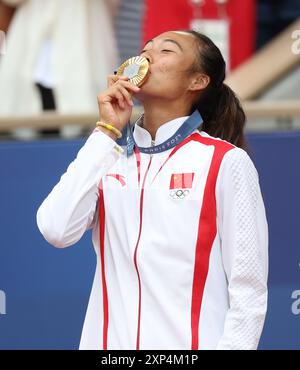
153, 31, 195, 46
146, 31, 196, 49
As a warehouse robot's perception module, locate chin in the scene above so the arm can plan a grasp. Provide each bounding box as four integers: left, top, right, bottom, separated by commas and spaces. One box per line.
135, 86, 167, 103
134, 88, 149, 103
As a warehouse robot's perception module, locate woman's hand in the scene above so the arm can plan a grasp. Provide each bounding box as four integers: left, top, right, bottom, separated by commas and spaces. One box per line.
97, 75, 140, 132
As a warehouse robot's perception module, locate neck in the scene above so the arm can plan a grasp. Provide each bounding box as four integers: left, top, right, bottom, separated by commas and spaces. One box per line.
141, 100, 191, 140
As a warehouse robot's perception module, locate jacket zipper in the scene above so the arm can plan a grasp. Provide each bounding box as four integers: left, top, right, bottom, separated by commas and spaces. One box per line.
133, 154, 153, 350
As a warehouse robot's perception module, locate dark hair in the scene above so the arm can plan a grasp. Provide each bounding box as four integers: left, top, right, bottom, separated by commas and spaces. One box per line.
184, 30, 247, 150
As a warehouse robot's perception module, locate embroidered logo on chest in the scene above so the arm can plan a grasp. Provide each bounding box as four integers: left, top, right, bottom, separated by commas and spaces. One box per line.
169, 173, 195, 199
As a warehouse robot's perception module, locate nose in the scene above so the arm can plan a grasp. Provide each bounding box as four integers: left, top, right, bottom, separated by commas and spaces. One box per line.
141, 51, 152, 64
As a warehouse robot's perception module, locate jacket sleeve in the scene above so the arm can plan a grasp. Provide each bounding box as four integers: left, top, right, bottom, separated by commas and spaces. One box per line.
215, 147, 269, 350
36, 131, 123, 248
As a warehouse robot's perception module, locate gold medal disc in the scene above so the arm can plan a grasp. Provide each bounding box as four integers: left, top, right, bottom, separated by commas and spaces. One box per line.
116, 56, 150, 87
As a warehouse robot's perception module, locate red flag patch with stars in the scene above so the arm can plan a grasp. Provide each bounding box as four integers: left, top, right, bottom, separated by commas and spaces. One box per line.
169, 173, 195, 189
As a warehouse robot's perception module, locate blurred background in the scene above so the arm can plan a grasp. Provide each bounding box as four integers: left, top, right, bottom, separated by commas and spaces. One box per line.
0, 0, 299, 349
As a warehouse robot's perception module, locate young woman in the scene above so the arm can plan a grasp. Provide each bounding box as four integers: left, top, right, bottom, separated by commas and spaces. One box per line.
37, 30, 268, 350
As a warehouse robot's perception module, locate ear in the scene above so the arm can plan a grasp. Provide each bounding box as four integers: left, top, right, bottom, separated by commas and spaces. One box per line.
188, 74, 210, 92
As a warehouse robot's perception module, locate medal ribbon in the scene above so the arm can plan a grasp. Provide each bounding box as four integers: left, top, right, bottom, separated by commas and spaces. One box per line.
116, 110, 203, 156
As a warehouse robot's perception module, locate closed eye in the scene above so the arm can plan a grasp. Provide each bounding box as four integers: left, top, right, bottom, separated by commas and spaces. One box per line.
162, 49, 174, 52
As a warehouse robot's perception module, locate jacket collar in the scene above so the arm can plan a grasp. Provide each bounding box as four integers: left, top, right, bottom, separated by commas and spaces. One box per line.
133, 115, 189, 148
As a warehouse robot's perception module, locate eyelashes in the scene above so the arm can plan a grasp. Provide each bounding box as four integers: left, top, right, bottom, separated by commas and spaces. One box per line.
141, 49, 174, 54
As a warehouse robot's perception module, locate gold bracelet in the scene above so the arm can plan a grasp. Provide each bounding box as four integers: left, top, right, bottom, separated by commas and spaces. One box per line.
96, 121, 122, 139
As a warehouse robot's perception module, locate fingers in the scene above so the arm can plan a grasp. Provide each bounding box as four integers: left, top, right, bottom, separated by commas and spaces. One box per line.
107, 75, 141, 94
117, 85, 134, 107
107, 74, 128, 87
118, 80, 140, 93
98, 81, 140, 109
114, 89, 128, 109
110, 81, 140, 106
99, 75, 141, 110
113, 83, 139, 108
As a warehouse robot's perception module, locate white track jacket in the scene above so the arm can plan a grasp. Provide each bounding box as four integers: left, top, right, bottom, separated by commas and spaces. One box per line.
37, 116, 268, 350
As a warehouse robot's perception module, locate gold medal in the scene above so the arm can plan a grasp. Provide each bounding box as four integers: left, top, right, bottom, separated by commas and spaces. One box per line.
116, 56, 150, 87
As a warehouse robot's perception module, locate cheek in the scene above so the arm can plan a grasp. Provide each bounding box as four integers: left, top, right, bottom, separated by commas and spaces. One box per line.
158, 62, 169, 74
157, 62, 182, 81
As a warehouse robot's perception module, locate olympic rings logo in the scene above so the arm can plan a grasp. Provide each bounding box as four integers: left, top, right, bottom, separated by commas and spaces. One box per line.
169, 189, 190, 199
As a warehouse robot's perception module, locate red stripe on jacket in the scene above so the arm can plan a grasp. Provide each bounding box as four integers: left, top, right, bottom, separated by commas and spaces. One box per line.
99, 180, 109, 350
150, 132, 234, 348
190, 135, 234, 349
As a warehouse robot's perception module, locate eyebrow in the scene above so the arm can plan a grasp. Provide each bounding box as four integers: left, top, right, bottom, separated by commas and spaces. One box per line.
142, 38, 184, 52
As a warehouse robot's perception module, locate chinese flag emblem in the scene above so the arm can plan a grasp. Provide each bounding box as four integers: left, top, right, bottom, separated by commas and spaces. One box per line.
169, 173, 195, 189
